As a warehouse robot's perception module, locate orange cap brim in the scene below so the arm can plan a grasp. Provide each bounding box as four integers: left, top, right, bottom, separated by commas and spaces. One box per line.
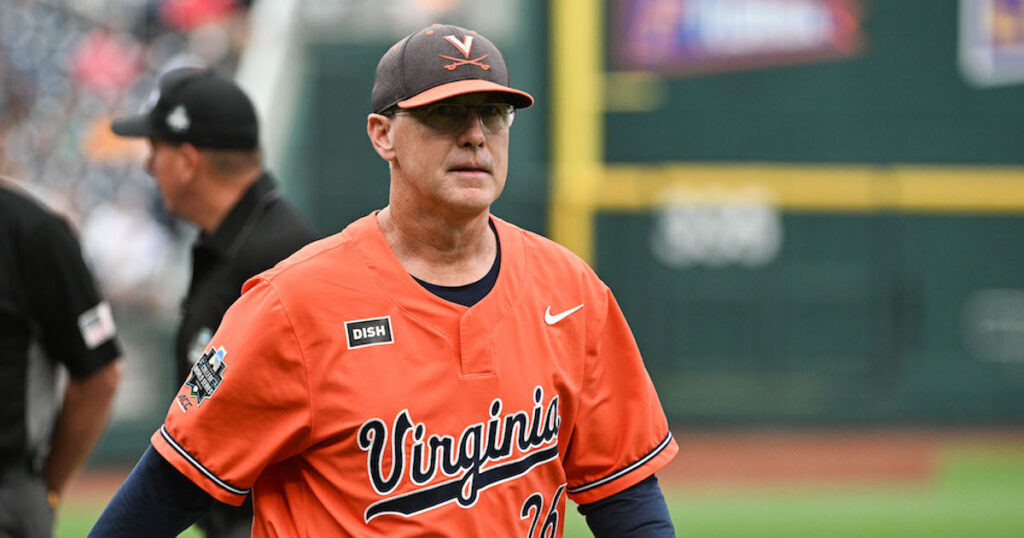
397, 79, 534, 109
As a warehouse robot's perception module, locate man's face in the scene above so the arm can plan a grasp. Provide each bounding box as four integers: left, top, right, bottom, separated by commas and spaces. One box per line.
387, 92, 512, 217
145, 138, 190, 216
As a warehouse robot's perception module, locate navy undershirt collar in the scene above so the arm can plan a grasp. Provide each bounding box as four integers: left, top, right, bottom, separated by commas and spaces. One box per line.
412, 221, 500, 307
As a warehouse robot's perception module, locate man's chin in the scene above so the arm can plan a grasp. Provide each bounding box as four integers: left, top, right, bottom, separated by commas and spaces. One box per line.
445, 197, 496, 217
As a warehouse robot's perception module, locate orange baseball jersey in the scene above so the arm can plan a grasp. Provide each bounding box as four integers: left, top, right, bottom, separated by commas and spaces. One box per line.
153, 213, 677, 537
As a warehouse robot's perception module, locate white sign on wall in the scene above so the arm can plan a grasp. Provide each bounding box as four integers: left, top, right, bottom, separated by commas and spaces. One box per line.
650, 185, 783, 268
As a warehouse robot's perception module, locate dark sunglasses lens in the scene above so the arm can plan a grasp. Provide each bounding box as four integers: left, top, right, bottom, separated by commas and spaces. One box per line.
418, 103, 514, 132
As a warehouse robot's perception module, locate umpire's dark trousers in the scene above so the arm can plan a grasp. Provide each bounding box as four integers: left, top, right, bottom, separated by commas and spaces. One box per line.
0, 461, 53, 538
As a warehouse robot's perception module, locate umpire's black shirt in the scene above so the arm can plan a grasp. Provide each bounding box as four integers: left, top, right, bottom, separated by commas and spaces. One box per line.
174, 172, 318, 384
0, 181, 121, 465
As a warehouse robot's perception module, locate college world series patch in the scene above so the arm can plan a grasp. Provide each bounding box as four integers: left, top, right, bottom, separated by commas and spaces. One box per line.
186, 346, 227, 405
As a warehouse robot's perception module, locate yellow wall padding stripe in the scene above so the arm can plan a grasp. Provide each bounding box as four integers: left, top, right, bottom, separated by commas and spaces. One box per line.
598, 164, 1024, 213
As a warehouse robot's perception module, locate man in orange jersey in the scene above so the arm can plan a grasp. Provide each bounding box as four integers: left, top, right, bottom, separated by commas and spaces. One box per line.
91, 24, 677, 537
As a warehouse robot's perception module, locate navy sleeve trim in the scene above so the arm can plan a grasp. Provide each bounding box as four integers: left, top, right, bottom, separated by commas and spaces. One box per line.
159, 425, 250, 496
567, 432, 674, 495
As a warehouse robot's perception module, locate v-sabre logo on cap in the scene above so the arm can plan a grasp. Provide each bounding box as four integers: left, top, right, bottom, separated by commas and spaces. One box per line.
440, 34, 490, 71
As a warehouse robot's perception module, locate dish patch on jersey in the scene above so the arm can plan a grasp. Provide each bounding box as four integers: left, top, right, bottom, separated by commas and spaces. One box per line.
185, 346, 227, 406
346, 316, 394, 349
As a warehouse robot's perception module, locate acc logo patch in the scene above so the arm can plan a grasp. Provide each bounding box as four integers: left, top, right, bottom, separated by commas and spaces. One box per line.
185, 346, 227, 405
345, 316, 394, 349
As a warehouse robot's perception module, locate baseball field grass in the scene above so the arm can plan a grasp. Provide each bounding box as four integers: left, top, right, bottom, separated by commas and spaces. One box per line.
56, 433, 1024, 537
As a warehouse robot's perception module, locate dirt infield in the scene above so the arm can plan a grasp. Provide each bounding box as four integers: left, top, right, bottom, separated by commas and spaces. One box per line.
65, 467, 129, 507
658, 428, 1024, 487
66, 428, 1024, 505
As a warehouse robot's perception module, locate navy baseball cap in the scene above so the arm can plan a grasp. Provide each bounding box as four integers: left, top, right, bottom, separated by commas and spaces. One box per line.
371, 24, 534, 114
111, 67, 259, 150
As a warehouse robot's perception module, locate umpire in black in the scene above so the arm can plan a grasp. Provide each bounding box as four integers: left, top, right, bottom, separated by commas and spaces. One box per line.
1, 178, 124, 537
110, 67, 319, 537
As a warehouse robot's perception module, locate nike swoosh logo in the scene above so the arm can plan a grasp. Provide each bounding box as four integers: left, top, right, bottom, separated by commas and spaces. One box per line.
545, 304, 584, 325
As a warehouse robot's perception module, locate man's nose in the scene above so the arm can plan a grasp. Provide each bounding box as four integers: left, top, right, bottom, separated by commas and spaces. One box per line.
458, 108, 487, 145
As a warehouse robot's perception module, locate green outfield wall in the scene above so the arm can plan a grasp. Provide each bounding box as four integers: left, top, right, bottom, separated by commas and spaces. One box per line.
275, 0, 1024, 427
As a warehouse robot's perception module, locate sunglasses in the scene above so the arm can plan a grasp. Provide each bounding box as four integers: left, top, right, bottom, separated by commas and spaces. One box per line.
394, 102, 516, 133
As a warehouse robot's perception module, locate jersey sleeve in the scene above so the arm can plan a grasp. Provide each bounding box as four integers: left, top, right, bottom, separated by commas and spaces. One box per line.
563, 285, 678, 505
24, 213, 120, 379
152, 276, 312, 505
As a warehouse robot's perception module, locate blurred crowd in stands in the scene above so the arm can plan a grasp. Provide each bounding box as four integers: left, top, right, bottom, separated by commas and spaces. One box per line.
0, 0, 253, 313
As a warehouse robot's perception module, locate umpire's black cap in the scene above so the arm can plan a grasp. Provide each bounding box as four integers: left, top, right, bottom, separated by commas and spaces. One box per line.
371, 24, 534, 114
111, 67, 259, 150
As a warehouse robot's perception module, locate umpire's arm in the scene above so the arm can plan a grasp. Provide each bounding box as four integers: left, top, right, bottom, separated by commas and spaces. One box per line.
44, 359, 123, 505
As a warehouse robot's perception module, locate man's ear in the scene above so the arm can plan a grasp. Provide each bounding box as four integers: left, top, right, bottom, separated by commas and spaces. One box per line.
178, 143, 202, 180
367, 113, 396, 161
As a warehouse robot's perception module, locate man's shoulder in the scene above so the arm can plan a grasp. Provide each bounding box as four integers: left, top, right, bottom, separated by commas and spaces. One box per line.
232, 197, 319, 273
2, 179, 49, 221
251, 195, 318, 246
254, 216, 372, 287
494, 217, 596, 275
0, 179, 75, 241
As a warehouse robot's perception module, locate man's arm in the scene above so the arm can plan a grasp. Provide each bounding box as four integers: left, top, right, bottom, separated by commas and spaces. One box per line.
43, 358, 123, 506
577, 475, 675, 537
18, 206, 125, 509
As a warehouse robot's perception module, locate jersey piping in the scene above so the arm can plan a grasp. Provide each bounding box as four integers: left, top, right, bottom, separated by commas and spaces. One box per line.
566, 432, 675, 494
159, 425, 249, 496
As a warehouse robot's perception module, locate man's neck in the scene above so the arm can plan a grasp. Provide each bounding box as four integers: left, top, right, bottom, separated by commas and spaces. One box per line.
376, 205, 497, 286
188, 170, 262, 234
